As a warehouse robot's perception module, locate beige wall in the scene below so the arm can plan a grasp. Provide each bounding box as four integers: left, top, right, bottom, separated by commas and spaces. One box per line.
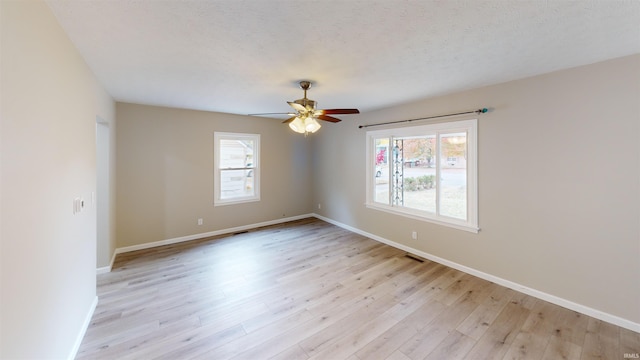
116, 103, 313, 248
0, 0, 116, 358
313, 54, 640, 326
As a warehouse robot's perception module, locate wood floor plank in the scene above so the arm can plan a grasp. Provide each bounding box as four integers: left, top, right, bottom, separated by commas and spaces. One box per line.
456, 284, 515, 341
398, 275, 493, 359
126, 322, 246, 360
581, 317, 620, 360
355, 317, 421, 360
268, 344, 310, 360
299, 294, 398, 357
432, 273, 482, 306
306, 311, 400, 360
423, 330, 477, 360
502, 300, 566, 359
229, 306, 354, 360
76, 320, 160, 358
386, 350, 413, 360
459, 295, 533, 359
541, 335, 583, 360
621, 327, 640, 358
192, 308, 317, 360
76, 218, 640, 359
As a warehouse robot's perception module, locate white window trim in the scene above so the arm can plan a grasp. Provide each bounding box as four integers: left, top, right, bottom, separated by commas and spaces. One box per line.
365, 119, 478, 233
214, 132, 260, 206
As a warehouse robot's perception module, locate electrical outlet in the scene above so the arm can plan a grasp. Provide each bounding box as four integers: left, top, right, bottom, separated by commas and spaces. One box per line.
197, 218, 203, 225
318, 203, 321, 209
411, 231, 417, 240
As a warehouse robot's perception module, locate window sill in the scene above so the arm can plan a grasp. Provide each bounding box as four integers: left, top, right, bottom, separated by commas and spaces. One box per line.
365, 202, 479, 233
214, 196, 260, 207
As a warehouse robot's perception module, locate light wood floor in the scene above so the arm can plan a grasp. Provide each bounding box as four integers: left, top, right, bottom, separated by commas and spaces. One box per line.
78, 218, 639, 359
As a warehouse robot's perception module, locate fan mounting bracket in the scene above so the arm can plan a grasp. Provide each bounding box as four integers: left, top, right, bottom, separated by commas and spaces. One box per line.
299, 80, 311, 91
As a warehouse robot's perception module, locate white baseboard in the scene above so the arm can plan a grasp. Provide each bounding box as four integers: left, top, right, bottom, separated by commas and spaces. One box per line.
96, 251, 117, 275
68, 295, 98, 360
113, 213, 314, 256
312, 213, 640, 333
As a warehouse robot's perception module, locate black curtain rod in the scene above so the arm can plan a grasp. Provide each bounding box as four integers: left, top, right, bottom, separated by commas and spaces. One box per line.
358, 108, 488, 129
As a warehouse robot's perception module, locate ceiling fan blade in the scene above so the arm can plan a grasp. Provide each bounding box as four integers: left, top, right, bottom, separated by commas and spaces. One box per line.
316, 108, 360, 115
282, 116, 297, 124
316, 114, 342, 123
287, 101, 307, 113
248, 112, 294, 116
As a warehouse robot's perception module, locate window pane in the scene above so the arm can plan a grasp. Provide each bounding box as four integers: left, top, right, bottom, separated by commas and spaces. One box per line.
220, 139, 254, 169
398, 136, 436, 213
215, 132, 260, 206
220, 169, 254, 199
439, 132, 467, 220
374, 138, 390, 204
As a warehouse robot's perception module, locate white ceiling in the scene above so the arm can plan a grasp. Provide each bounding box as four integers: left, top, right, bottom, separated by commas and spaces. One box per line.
46, 0, 640, 118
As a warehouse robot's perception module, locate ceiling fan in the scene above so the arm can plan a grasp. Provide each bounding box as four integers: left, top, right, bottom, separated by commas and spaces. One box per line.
251, 80, 360, 135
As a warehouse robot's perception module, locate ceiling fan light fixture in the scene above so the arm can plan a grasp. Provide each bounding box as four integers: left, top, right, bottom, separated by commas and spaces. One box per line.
304, 117, 321, 133
288, 117, 306, 134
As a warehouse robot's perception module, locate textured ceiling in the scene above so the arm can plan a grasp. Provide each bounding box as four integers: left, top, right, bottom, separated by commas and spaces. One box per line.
46, 0, 640, 117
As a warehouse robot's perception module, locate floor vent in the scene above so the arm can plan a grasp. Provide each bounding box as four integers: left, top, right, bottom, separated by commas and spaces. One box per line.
405, 254, 425, 263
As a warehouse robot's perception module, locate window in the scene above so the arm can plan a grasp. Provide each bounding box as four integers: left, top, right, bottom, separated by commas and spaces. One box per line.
214, 132, 260, 206
366, 119, 478, 232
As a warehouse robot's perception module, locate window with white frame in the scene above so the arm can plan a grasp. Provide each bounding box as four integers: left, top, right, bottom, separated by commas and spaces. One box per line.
214, 132, 260, 206
365, 119, 478, 232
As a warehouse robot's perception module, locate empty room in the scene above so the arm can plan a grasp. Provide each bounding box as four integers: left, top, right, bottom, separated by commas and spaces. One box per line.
1, 0, 639, 359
